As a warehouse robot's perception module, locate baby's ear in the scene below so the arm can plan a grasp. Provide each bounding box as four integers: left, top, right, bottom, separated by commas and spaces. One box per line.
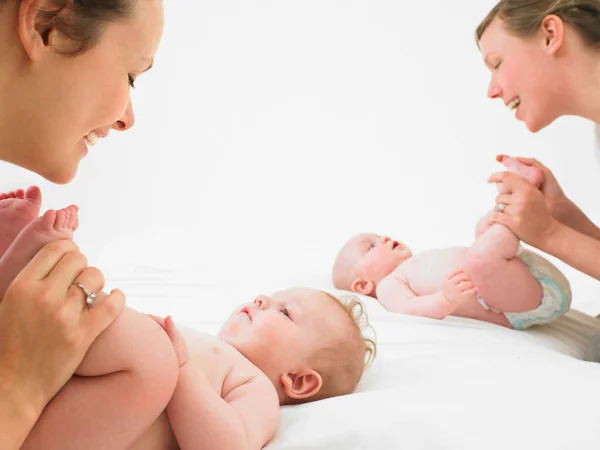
351, 279, 375, 296
281, 369, 322, 400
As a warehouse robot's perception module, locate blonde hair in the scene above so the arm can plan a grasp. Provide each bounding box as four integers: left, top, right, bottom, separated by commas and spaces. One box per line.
476, 0, 600, 47
290, 292, 377, 404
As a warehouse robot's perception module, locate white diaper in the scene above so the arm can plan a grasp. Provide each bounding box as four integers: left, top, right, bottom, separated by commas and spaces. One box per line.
478, 247, 572, 330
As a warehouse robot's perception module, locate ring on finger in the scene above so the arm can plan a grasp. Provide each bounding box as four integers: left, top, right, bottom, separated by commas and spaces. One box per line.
72, 281, 97, 308
495, 202, 507, 213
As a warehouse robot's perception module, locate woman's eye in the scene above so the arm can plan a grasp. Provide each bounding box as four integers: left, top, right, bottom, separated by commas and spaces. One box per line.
281, 308, 291, 318
128, 75, 136, 88
493, 62, 501, 69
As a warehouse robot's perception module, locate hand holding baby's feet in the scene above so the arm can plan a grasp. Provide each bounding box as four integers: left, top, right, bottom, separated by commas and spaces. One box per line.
499, 155, 544, 188
148, 314, 189, 367
442, 269, 478, 307
0, 204, 80, 302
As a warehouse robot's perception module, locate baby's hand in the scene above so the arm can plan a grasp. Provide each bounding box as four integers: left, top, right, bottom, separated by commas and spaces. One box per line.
147, 314, 189, 367
442, 269, 478, 306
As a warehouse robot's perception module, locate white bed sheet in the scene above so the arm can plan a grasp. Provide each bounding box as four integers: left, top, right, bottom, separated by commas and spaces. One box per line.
106, 267, 600, 450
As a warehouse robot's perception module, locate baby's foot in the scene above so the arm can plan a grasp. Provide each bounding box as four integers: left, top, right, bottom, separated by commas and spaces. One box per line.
501, 156, 543, 187
0, 205, 79, 302
0, 186, 42, 259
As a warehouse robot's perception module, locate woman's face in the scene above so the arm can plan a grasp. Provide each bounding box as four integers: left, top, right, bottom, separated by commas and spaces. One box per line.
479, 18, 565, 133
11, 0, 164, 183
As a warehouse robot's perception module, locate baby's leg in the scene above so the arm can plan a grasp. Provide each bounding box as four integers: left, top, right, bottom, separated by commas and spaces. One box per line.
465, 224, 542, 313
0, 186, 42, 258
22, 306, 179, 450
0, 206, 78, 301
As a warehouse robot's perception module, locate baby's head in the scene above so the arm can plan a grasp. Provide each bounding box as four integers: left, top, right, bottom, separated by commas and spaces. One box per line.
219, 288, 376, 405
333, 233, 412, 297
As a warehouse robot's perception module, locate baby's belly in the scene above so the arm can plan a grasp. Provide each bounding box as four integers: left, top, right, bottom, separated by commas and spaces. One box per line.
128, 412, 178, 450
403, 247, 511, 327
404, 247, 468, 293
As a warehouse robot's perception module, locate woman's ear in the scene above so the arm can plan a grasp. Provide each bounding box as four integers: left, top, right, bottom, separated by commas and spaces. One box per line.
539, 14, 565, 55
18, 0, 62, 60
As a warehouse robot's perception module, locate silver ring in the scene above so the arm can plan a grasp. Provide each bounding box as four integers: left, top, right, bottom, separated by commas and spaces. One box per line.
72, 281, 97, 308
495, 202, 507, 213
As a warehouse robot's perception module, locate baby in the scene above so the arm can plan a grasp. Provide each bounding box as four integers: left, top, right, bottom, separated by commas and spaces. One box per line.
332, 157, 571, 330
0, 191, 375, 449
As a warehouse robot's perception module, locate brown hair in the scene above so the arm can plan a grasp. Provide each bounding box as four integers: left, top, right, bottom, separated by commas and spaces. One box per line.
476, 0, 600, 48
289, 292, 377, 405
0, 0, 136, 55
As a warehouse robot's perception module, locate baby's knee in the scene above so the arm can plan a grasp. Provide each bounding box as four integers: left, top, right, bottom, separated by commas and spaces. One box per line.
137, 315, 179, 400
464, 248, 494, 278
116, 309, 179, 406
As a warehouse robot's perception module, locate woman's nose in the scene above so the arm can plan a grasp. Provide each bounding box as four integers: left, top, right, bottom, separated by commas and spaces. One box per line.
488, 80, 502, 99
381, 236, 390, 244
112, 97, 136, 132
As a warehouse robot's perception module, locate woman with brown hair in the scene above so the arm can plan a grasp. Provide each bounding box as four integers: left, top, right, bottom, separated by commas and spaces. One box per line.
477, 0, 600, 282
0, 0, 164, 447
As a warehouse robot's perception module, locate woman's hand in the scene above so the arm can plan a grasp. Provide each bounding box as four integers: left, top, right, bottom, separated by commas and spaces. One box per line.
496, 155, 571, 220
0, 240, 126, 416
488, 171, 561, 251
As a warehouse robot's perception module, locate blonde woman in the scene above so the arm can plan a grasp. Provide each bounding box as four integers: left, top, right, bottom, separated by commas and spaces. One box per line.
477, 1, 600, 282
0, 0, 164, 447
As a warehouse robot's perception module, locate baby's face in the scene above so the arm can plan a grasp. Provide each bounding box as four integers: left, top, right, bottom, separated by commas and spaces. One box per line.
219, 288, 345, 383
343, 233, 412, 283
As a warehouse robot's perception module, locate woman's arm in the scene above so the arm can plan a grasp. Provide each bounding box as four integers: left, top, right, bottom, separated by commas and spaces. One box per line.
0, 378, 43, 450
555, 199, 600, 242
543, 222, 600, 280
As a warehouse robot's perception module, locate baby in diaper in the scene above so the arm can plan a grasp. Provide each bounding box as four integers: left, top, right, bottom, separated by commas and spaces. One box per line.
332, 157, 571, 330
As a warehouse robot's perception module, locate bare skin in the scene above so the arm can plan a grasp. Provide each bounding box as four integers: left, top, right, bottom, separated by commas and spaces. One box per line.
0, 186, 42, 259
0, 203, 79, 301
333, 158, 560, 329
21, 288, 360, 449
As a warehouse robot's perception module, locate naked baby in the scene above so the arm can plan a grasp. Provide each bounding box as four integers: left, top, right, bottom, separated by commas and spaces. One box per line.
0, 189, 376, 449
332, 157, 571, 330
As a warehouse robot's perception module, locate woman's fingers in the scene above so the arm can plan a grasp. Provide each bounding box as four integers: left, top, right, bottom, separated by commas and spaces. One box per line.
488, 171, 535, 191
46, 250, 88, 288
81, 288, 126, 340
16, 240, 80, 281
67, 266, 106, 311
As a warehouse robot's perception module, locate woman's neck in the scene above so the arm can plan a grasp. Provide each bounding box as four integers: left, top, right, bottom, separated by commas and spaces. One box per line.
562, 46, 600, 124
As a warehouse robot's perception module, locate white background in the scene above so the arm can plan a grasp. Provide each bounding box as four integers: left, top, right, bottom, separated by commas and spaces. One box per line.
2, 0, 600, 314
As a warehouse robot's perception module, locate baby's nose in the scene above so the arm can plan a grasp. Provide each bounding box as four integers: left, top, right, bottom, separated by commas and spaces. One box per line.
254, 295, 270, 309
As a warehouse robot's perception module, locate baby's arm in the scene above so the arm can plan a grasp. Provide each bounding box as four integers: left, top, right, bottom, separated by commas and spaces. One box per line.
162, 320, 279, 450
376, 271, 475, 319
